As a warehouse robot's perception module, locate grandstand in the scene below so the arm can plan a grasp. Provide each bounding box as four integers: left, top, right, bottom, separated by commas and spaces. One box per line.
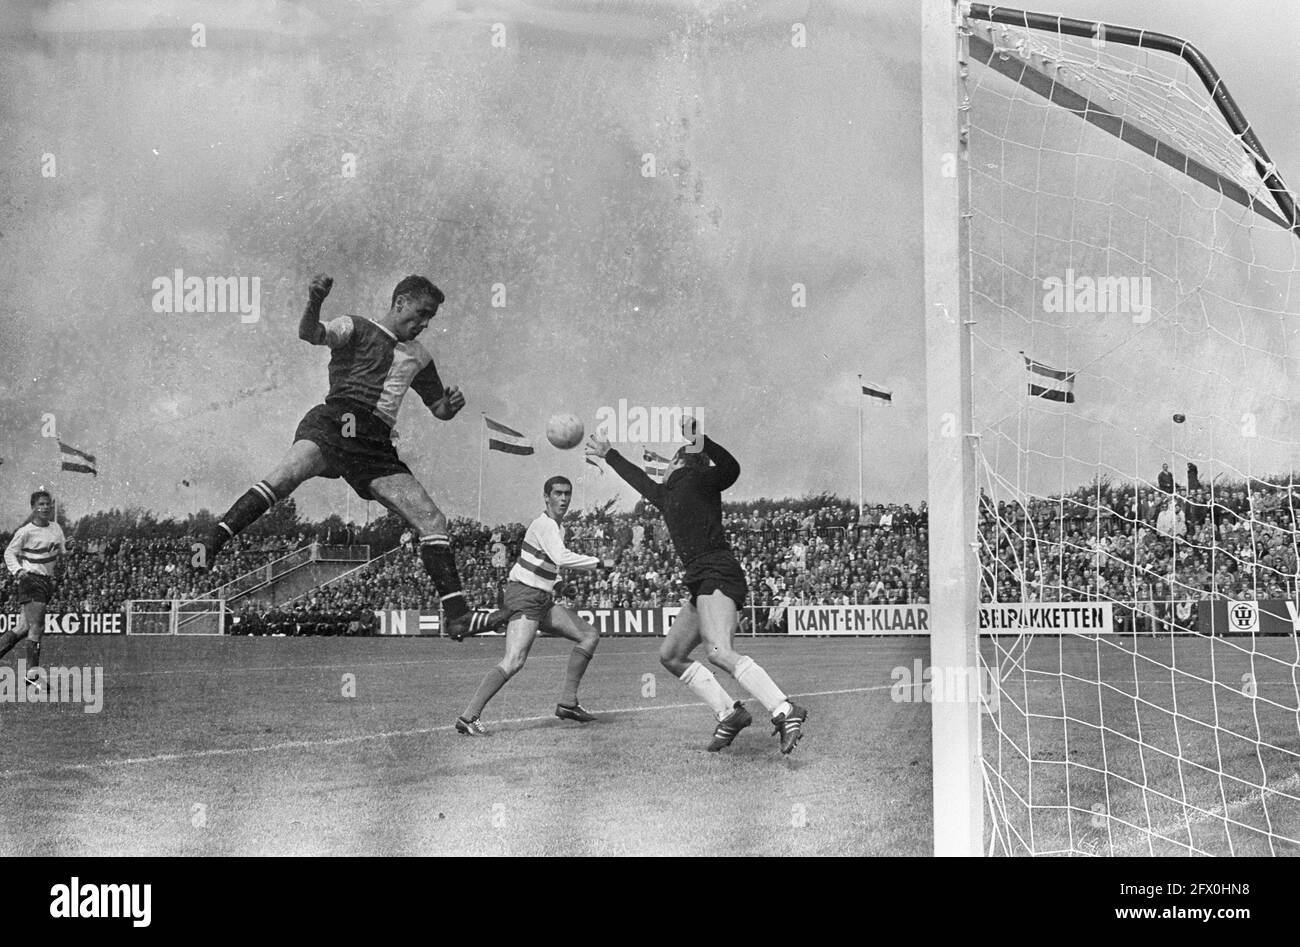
4, 475, 1292, 624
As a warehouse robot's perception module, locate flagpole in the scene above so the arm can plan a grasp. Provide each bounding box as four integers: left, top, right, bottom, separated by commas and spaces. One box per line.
857, 375, 864, 519
477, 413, 486, 524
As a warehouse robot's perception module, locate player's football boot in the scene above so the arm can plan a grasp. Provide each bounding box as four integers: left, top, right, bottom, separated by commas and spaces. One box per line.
771, 703, 809, 755
192, 528, 228, 574
555, 702, 596, 723
445, 608, 502, 642
707, 701, 752, 752
454, 715, 488, 736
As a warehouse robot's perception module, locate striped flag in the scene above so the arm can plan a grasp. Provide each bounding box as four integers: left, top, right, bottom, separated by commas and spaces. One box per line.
484, 416, 534, 455
1023, 354, 1076, 403
861, 381, 893, 404
643, 447, 670, 481
59, 441, 97, 476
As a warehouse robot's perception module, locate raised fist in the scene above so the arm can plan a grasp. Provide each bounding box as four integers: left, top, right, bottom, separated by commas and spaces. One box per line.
308, 274, 334, 302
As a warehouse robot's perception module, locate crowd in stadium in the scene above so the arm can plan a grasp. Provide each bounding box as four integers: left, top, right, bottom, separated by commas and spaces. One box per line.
4, 471, 1298, 629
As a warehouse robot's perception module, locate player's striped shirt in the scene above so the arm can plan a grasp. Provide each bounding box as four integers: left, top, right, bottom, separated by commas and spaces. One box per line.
5, 522, 67, 578
316, 315, 445, 429
508, 514, 600, 594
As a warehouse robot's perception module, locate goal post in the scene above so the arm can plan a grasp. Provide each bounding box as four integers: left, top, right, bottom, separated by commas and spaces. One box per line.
125, 599, 227, 636
922, 0, 983, 857
925, 0, 1300, 856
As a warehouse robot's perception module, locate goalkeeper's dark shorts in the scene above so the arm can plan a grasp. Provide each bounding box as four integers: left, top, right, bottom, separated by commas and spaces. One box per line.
293, 402, 411, 502
683, 550, 748, 609
15, 572, 56, 606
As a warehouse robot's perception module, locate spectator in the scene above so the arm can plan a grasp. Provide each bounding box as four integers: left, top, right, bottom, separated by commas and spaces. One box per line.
1158, 463, 1174, 495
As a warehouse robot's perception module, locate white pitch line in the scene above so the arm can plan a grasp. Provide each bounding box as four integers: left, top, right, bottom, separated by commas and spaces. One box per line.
107, 648, 666, 678
1104, 771, 1300, 856
0, 685, 887, 780
98, 642, 875, 678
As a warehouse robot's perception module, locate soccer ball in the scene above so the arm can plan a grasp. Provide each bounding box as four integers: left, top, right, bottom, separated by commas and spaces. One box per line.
546, 413, 584, 450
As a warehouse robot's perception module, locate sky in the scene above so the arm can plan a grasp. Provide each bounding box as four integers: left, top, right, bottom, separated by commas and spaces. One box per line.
0, 0, 1297, 526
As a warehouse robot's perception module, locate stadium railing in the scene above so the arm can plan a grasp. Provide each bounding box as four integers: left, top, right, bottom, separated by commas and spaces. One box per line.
202, 542, 371, 603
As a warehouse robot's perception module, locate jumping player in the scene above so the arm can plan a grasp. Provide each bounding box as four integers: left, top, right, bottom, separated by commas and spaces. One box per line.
201, 274, 492, 639
1, 490, 66, 687
588, 418, 808, 754
455, 476, 607, 735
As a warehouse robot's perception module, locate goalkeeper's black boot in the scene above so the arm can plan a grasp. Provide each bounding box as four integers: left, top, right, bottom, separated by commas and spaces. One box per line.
707, 702, 752, 752
771, 703, 809, 755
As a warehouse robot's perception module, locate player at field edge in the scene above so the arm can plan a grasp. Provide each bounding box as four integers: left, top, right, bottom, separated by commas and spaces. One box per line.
455, 475, 609, 735
201, 274, 494, 640
1, 490, 67, 688
588, 417, 808, 754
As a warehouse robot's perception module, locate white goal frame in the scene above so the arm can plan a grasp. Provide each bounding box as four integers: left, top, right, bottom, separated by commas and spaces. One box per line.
923, 0, 1300, 857
125, 599, 227, 636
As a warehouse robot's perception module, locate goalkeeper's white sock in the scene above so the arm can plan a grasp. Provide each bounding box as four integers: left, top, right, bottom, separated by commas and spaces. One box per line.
679, 661, 734, 720
733, 655, 790, 717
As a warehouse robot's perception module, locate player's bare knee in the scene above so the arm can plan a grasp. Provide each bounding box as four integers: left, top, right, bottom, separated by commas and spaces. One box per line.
659, 641, 685, 670
500, 653, 527, 677
579, 627, 600, 652
660, 651, 690, 677
706, 645, 739, 673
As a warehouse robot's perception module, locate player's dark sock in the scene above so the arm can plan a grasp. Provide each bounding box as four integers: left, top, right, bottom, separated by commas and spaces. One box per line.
0, 630, 19, 660
25, 638, 40, 669
214, 481, 279, 551
559, 643, 597, 707
419, 534, 469, 620
464, 666, 510, 720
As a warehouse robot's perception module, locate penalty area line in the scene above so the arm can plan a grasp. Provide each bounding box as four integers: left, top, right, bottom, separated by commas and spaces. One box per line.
0, 685, 885, 780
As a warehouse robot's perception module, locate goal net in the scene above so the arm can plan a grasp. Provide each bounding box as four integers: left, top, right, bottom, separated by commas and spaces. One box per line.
944, 2, 1300, 855
125, 599, 227, 636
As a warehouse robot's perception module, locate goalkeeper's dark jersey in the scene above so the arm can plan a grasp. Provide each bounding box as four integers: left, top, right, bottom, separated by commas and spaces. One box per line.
317, 315, 445, 428
605, 437, 740, 567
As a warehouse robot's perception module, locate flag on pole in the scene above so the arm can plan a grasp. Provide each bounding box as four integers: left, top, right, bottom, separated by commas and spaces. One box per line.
642, 447, 670, 481
861, 381, 893, 404
484, 417, 534, 455
1022, 354, 1076, 403
59, 441, 97, 476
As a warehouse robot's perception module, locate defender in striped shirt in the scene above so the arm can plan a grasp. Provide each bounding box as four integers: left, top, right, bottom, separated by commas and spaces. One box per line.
1, 490, 66, 683
455, 476, 610, 735
201, 274, 493, 640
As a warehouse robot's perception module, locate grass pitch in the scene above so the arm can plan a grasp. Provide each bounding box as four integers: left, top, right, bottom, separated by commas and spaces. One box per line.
0, 636, 930, 856
4, 633, 1296, 856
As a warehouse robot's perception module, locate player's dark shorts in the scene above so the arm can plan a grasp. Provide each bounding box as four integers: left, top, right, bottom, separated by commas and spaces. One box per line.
683, 549, 748, 609
500, 580, 554, 623
293, 402, 410, 501
14, 572, 56, 606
